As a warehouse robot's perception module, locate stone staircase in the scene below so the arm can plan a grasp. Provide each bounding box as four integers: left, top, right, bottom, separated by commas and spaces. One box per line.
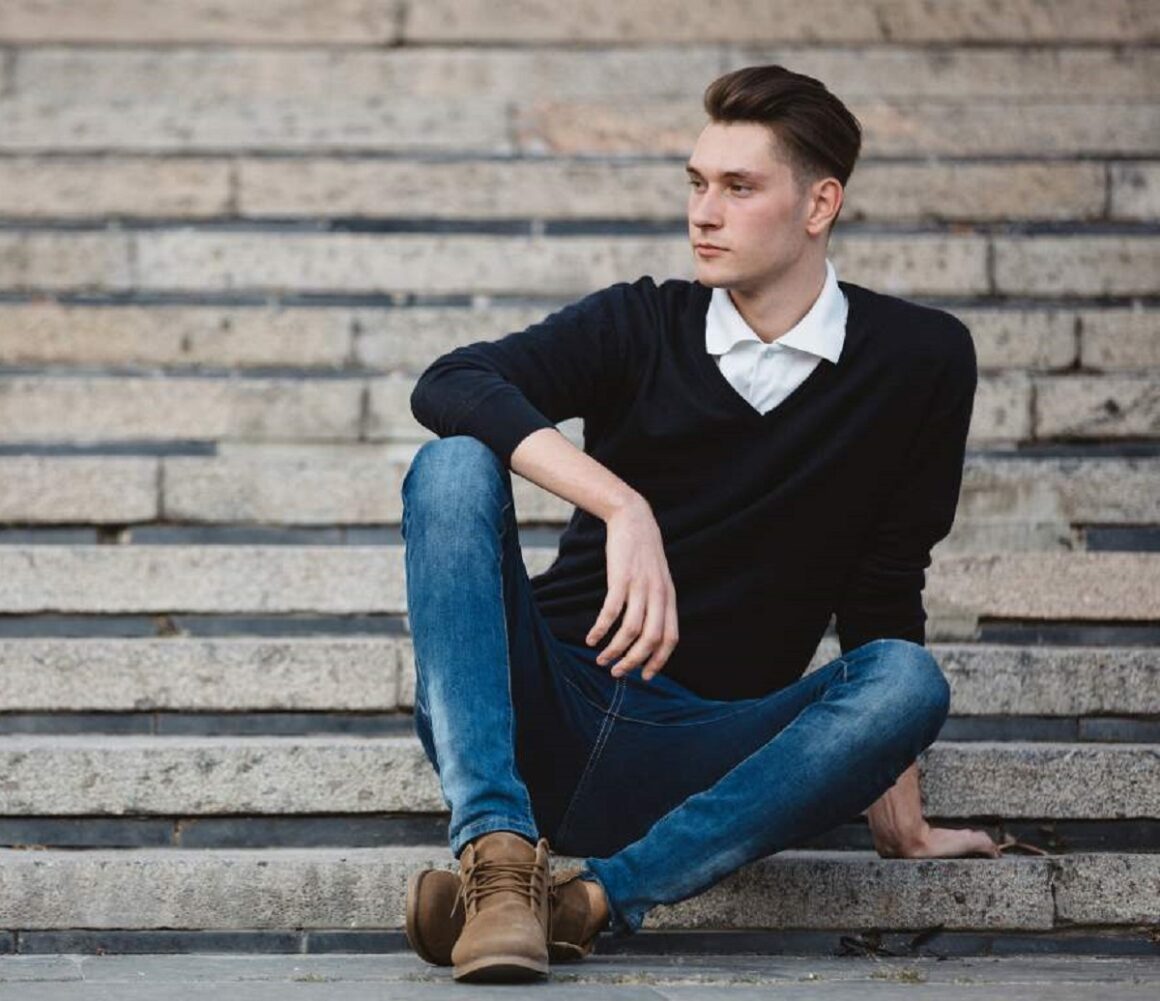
0, 0, 1157, 959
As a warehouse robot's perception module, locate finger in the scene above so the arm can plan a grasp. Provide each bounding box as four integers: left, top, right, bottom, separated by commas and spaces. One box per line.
612, 583, 667, 677
598, 586, 645, 669
641, 586, 679, 681
587, 580, 627, 648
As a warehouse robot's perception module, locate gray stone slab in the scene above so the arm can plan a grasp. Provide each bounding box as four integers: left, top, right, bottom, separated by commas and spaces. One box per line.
994, 237, 1160, 297
1054, 853, 1160, 925
0, 456, 157, 523
0, 846, 1070, 931
1035, 376, 1160, 440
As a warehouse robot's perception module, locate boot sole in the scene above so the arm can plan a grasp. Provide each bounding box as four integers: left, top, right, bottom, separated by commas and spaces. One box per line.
453, 953, 550, 982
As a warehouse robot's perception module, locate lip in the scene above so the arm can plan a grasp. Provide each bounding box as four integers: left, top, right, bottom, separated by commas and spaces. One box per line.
694, 244, 727, 256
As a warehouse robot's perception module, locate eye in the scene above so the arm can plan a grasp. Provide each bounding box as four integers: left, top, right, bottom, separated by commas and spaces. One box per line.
731, 184, 752, 194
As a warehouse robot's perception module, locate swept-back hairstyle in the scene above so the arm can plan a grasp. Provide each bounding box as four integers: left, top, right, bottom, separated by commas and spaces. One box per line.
703, 64, 862, 226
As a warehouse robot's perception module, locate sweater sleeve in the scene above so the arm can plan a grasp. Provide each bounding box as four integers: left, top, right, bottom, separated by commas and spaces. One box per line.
835, 318, 978, 654
409, 282, 635, 468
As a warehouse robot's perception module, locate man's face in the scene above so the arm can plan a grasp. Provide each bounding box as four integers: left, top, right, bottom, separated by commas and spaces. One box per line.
686, 121, 816, 292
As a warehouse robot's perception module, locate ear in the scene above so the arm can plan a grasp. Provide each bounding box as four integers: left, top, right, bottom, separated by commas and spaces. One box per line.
805, 177, 843, 237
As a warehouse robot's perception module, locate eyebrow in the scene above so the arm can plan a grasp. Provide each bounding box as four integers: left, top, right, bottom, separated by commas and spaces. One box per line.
685, 165, 764, 182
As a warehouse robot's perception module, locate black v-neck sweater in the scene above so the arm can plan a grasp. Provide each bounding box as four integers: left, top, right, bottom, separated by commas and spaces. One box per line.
410, 275, 977, 701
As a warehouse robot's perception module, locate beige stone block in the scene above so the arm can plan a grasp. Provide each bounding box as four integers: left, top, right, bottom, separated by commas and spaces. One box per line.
1035, 375, 1160, 438
407, 0, 1159, 43
722, 47, 1160, 100
0, 231, 131, 290
0, 1, 402, 44
239, 158, 688, 220
829, 235, 989, 296
0, 637, 402, 712
844, 163, 1105, 224
0, 93, 510, 154
955, 309, 1077, 370
0, 735, 442, 815
1055, 855, 1160, 925
1079, 308, 1160, 370
354, 304, 549, 372
994, 236, 1160, 297
0, 303, 352, 368
0, 456, 157, 523
646, 852, 1053, 931
937, 644, 1160, 717
960, 456, 1160, 524
929, 551, 1160, 621
1110, 162, 1160, 220
920, 742, 1160, 819
0, 376, 364, 443
969, 373, 1033, 443
134, 231, 694, 296
517, 100, 1160, 158
0, 156, 230, 218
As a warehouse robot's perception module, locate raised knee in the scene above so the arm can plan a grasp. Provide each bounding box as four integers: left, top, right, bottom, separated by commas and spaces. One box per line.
874, 639, 951, 725
402, 436, 506, 513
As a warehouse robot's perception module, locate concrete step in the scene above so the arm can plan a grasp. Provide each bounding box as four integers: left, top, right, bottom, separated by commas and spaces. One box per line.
0, 734, 1155, 820
0, 637, 1156, 719
3, 230, 1158, 299
2, 452, 1156, 549
2, 302, 1155, 373
3, 0, 1153, 45
0, 845, 1155, 934
5, 155, 1149, 224
0, 370, 1157, 446
0, 546, 1155, 622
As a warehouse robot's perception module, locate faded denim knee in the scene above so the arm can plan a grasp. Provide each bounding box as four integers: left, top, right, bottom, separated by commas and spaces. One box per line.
401, 436, 511, 539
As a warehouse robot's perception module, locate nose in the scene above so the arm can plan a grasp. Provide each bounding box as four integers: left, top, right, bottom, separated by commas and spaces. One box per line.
689, 184, 723, 231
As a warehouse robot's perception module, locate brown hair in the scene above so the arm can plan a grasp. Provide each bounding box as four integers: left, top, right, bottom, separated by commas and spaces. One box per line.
703, 64, 862, 225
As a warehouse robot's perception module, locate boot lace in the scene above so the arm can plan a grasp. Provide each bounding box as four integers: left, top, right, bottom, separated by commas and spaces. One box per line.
452, 858, 546, 917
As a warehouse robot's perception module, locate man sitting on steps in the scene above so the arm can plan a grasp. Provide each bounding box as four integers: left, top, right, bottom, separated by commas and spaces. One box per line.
399, 63, 1001, 984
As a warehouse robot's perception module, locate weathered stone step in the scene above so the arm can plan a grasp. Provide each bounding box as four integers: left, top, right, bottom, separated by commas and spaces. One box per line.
6, 156, 1151, 224
0, 638, 1156, 719
4, 230, 1159, 298
1, 301, 1156, 373
0, 370, 1156, 445
10, 46, 1156, 106
0, 546, 1155, 620
3, 0, 1154, 45
0, 846, 1155, 932
0, 734, 1155, 819
1, 452, 1156, 530
525, 101, 1160, 159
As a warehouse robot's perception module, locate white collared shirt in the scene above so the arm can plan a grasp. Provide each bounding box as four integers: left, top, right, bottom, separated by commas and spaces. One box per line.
705, 258, 848, 415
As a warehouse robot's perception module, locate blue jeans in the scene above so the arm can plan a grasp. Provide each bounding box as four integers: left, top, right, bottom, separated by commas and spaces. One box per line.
400, 436, 951, 938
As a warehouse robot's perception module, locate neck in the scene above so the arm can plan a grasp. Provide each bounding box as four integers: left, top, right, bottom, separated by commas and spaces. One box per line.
726, 256, 828, 345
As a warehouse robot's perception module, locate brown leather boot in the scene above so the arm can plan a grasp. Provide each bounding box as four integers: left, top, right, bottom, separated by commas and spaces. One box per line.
405, 864, 606, 966
448, 831, 551, 982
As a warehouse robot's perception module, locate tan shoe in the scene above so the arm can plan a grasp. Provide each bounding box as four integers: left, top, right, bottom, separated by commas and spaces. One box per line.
405, 864, 605, 967
448, 831, 551, 982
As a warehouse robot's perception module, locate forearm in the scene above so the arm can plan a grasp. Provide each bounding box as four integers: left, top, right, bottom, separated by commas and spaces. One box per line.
865, 762, 931, 856
510, 426, 644, 524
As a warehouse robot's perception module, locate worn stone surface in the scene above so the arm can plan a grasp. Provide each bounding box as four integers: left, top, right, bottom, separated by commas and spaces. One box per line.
1035, 376, 1160, 439
0, 156, 231, 218
1110, 162, 1160, 221
929, 551, 1160, 621
405, 0, 1160, 43
0, 735, 443, 815
516, 100, 1160, 157
0, 732, 1153, 819
0, 846, 1067, 931
1054, 854, 1160, 925
955, 309, 1077, 370
0, 637, 402, 713
0, 456, 157, 523
0, 1, 402, 44
1079, 309, 1160, 371
0, 232, 131, 291
0, 376, 364, 444
0, 303, 352, 368
994, 237, 1160, 297
0, 547, 1154, 618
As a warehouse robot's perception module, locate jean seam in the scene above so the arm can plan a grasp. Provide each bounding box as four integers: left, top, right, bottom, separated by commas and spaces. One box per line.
554, 676, 625, 843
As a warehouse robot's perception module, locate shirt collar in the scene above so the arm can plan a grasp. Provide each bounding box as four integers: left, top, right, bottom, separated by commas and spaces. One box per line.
705, 258, 847, 364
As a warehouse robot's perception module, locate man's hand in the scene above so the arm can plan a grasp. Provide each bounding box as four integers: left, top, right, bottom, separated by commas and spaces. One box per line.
876, 823, 1002, 860
586, 495, 679, 682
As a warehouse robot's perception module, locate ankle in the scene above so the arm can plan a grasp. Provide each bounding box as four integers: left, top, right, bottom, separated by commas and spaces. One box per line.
582, 879, 609, 927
